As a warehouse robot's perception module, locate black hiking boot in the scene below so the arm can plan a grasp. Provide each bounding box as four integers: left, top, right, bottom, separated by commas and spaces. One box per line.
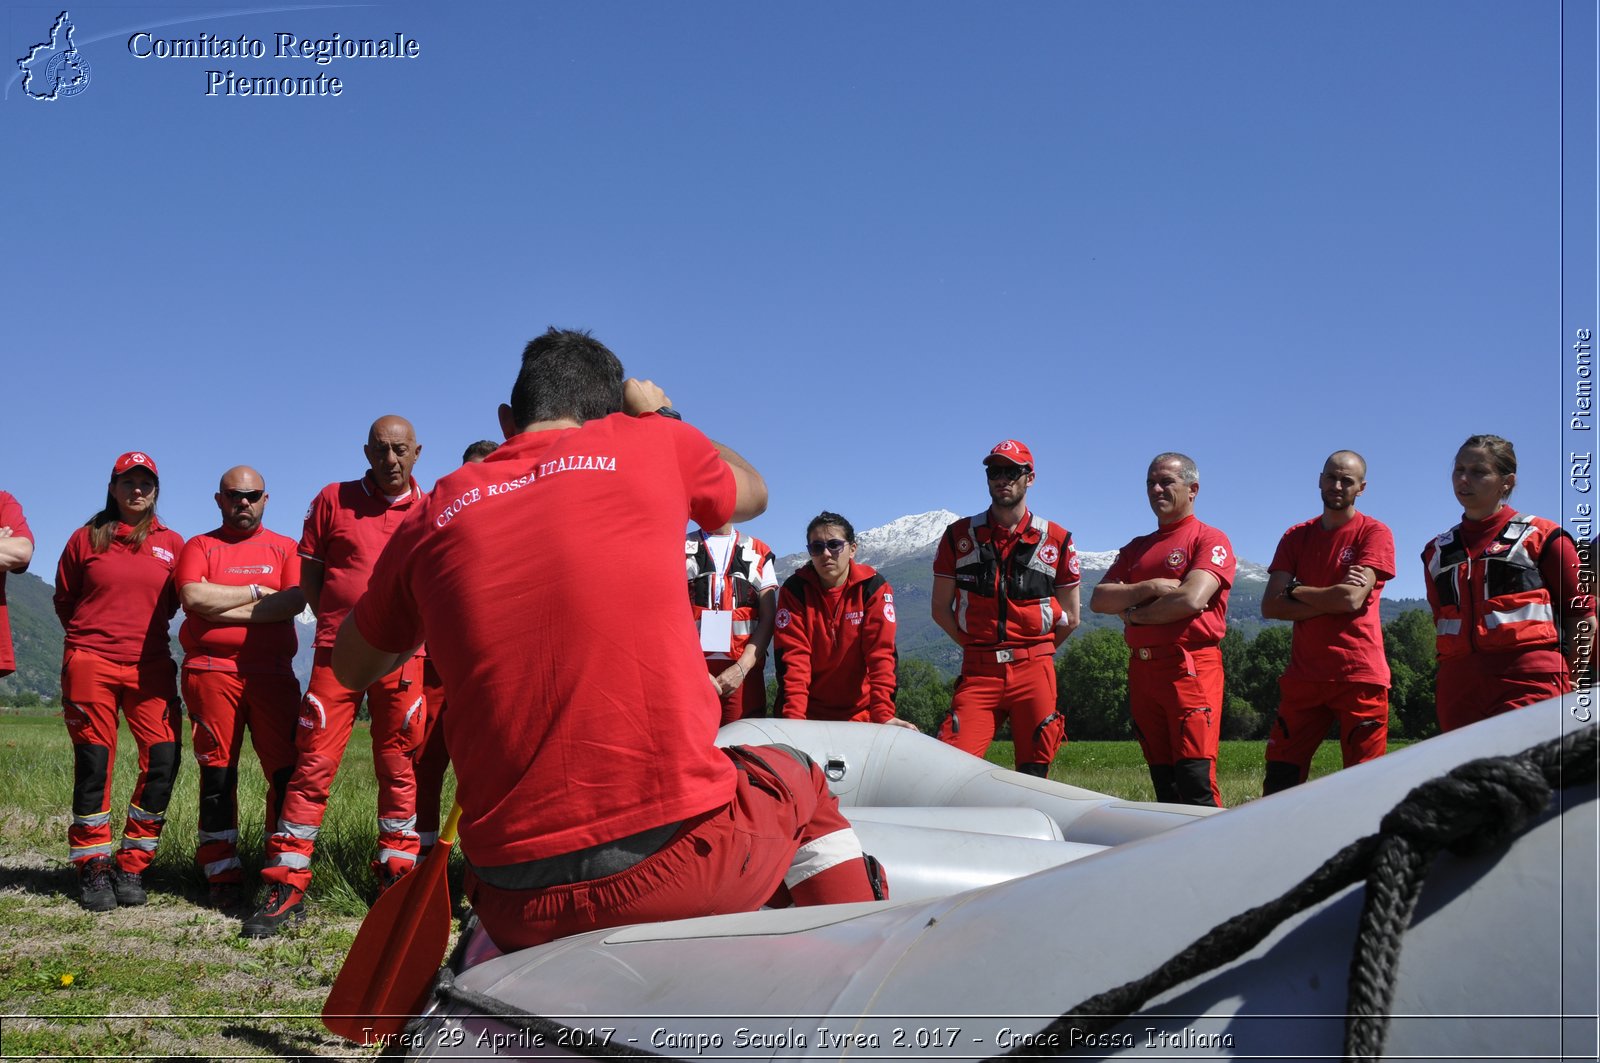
112, 868, 147, 907
78, 856, 116, 912
207, 881, 244, 913
241, 883, 306, 939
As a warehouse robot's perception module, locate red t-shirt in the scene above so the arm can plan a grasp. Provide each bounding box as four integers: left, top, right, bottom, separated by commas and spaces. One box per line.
353, 413, 738, 867
0, 491, 34, 677
299, 474, 421, 649
1269, 511, 1396, 685
175, 524, 302, 675
1103, 514, 1235, 649
54, 521, 185, 665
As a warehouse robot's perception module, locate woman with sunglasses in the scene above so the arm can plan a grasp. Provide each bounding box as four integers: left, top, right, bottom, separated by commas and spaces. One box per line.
1421, 434, 1593, 732
53, 452, 186, 911
773, 511, 909, 725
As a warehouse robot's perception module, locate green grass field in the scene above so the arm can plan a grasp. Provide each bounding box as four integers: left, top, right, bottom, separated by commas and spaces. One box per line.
0, 705, 1366, 1059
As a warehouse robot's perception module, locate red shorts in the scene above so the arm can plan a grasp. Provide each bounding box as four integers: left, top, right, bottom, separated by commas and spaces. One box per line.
465, 744, 878, 952
1265, 677, 1388, 786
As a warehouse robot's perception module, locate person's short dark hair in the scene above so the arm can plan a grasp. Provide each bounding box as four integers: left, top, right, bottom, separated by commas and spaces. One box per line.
462, 440, 499, 463
806, 511, 856, 544
510, 328, 625, 428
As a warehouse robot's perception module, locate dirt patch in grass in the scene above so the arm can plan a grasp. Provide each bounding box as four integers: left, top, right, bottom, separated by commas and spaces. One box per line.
0, 850, 381, 1061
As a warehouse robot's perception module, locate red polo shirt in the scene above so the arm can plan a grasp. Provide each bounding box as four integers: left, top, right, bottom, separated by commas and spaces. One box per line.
1104, 514, 1235, 649
353, 413, 738, 867
0, 491, 34, 677
175, 524, 302, 675
1270, 511, 1395, 685
299, 473, 421, 649
54, 520, 185, 664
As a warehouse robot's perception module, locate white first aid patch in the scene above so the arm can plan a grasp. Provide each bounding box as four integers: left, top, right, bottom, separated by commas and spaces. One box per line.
699, 609, 733, 653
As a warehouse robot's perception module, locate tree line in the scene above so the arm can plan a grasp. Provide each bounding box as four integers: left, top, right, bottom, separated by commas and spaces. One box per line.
891, 609, 1439, 742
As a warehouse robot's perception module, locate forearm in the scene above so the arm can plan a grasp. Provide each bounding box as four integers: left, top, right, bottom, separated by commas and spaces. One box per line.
181, 582, 256, 616
713, 440, 768, 523
1090, 582, 1159, 615
0, 538, 32, 572
1052, 587, 1081, 647
210, 587, 308, 624
300, 561, 325, 616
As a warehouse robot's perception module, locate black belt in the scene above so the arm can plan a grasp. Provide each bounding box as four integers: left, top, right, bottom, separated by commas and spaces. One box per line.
469, 819, 685, 891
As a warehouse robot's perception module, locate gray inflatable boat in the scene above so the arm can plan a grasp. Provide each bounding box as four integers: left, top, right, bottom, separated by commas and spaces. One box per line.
399, 698, 1596, 1061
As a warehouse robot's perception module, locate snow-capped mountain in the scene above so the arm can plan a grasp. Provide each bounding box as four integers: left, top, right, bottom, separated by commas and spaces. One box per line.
777, 511, 1268, 584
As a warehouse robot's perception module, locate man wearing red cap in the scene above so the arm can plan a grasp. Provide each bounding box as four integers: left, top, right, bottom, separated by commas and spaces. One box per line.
246, 416, 427, 938
1090, 452, 1235, 806
175, 466, 306, 911
933, 440, 1081, 776
0, 490, 34, 683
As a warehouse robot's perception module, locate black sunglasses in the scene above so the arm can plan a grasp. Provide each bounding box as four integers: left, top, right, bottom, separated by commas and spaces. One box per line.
224, 489, 264, 503
806, 538, 849, 556
986, 465, 1029, 482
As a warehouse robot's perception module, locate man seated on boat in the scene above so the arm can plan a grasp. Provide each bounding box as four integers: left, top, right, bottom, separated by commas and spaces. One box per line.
332, 327, 886, 951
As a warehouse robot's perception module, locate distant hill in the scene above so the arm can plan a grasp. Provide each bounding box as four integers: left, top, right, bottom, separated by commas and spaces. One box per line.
775, 511, 1429, 677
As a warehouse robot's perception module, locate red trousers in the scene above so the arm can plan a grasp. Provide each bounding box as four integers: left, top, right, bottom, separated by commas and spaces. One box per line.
937, 653, 1063, 772
1127, 645, 1223, 807
1264, 677, 1388, 793
182, 668, 301, 883
60, 648, 182, 873
262, 649, 426, 891
707, 658, 767, 726
414, 659, 450, 848
1436, 657, 1571, 733
466, 745, 880, 952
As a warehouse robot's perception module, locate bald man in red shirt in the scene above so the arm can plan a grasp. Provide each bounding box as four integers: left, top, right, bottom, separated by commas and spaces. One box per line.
176, 466, 306, 912
246, 416, 428, 938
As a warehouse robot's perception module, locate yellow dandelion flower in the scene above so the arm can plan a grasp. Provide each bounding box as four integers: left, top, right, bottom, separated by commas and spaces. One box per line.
58, 973, 74, 987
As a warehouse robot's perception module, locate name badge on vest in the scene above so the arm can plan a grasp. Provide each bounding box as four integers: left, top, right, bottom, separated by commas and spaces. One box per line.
699, 610, 733, 654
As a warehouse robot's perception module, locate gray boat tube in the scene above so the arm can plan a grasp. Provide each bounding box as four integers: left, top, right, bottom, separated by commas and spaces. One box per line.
407, 698, 1595, 1062
717, 717, 1219, 845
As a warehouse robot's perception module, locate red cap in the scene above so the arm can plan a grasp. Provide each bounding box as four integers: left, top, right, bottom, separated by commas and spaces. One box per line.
112, 451, 159, 479
983, 439, 1034, 469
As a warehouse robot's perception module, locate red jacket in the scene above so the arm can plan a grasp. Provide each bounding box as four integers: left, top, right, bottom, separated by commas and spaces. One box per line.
774, 561, 897, 722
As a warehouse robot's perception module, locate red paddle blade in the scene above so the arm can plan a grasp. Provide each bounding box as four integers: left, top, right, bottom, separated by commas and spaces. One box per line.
323, 838, 456, 1044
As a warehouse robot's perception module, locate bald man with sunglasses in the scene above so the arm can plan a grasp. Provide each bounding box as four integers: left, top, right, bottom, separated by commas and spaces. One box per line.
933, 440, 1082, 776
174, 466, 307, 911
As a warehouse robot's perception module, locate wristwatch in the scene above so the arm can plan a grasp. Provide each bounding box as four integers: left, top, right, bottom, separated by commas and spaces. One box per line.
656, 406, 682, 421
1282, 579, 1302, 601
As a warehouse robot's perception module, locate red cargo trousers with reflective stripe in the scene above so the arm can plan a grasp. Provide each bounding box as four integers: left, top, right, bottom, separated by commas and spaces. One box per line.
61, 647, 182, 873
261, 649, 426, 891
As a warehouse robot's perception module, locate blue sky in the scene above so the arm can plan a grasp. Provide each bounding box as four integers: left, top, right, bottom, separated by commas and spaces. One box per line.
2, 0, 1593, 602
